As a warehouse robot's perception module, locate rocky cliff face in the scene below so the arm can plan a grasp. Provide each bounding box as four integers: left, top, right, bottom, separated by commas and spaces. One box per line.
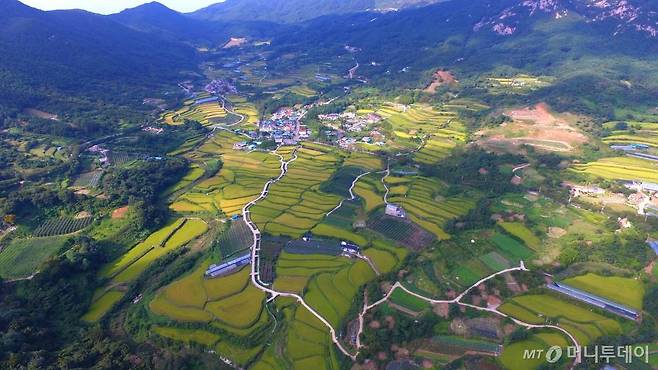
474, 0, 657, 37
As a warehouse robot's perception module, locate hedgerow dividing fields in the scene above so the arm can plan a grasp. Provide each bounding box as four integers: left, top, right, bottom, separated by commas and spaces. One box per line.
250, 143, 343, 238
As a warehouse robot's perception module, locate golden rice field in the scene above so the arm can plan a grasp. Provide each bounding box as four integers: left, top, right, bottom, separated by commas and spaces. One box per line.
163, 100, 227, 127
570, 157, 658, 183
375, 102, 467, 162
344, 151, 384, 171
274, 251, 376, 329
499, 294, 623, 345
386, 176, 477, 239
250, 143, 343, 237
82, 218, 208, 322
602, 121, 658, 148
171, 131, 282, 216
251, 304, 341, 370
353, 173, 386, 212
148, 260, 269, 365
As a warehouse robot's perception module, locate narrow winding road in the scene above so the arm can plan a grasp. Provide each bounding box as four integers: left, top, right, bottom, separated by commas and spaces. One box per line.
241, 146, 358, 359
326, 171, 373, 216
240, 148, 581, 367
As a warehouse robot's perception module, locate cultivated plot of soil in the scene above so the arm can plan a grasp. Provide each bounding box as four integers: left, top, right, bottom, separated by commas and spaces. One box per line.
477, 103, 588, 153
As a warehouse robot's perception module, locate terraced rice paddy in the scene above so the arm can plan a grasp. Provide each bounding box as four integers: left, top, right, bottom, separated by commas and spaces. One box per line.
147, 260, 269, 365
162, 93, 228, 126
490, 233, 534, 261
385, 176, 477, 240
499, 294, 623, 345
561, 273, 644, 310
172, 131, 282, 216
602, 121, 658, 148
389, 288, 431, 313
500, 331, 569, 370
353, 173, 386, 212
83, 218, 208, 321
344, 152, 383, 171
570, 157, 658, 183
250, 143, 343, 237
375, 102, 467, 161
304, 259, 376, 328
274, 251, 376, 328
252, 304, 341, 370
166, 164, 204, 195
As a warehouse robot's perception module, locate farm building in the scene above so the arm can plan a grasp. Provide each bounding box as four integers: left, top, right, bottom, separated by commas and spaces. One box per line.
610, 144, 650, 151
548, 282, 639, 321
640, 182, 658, 192
205, 253, 251, 278
385, 204, 406, 218
340, 241, 360, 257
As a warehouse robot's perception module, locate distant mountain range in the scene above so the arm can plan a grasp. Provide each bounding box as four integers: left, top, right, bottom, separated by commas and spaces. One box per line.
3, 0, 658, 115
109, 1, 289, 44
0, 0, 196, 110
189, 0, 448, 23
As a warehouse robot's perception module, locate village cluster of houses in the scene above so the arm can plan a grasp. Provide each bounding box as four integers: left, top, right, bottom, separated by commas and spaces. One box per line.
565, 181, 658, 217
204, 79, 237, 96
318, 111, 386, 150
258, 107, 310, 145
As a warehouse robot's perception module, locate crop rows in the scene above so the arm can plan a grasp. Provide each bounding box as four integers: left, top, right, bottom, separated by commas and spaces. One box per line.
33, 216, 93, 237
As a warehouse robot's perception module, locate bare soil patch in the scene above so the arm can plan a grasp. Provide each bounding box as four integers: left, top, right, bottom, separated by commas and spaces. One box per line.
424, 70, 457, 93
75, 211, 91, 219
111, 206, 129, 219
24, 108, 59, 121
223, 37, 247, 49
476, 103, 588, 153
548, 227, 567, 239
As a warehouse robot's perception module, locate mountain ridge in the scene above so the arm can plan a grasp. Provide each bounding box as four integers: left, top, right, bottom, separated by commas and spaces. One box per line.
189, 0, 448, 23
